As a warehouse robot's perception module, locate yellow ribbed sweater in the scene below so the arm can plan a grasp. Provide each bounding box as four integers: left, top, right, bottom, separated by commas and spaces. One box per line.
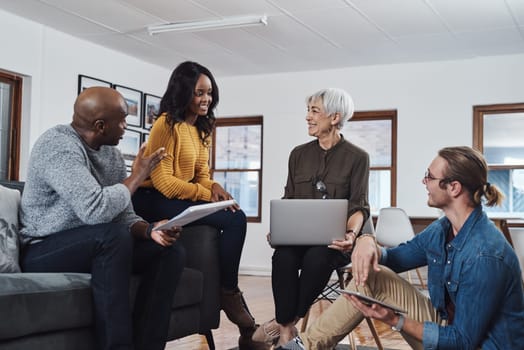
141, 114, 215, 201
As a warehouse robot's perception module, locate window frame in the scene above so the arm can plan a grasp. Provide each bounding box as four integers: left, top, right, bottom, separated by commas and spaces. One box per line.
211, 116, 263, 222
473, 102, 524, 214
349, 110, 397, 209
0, 70, 22, 180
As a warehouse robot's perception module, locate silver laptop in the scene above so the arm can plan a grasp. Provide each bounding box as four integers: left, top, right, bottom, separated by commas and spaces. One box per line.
269, 199, 348, 246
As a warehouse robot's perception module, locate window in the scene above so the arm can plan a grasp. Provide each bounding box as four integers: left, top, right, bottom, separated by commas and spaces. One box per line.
0, 71, 22, 180
343, 110, 397, 213
473, 103, 524, 216
211, 116, 263, 222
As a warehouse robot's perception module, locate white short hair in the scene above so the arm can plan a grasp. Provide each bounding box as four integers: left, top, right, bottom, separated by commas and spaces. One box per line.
306, 88, 354, 129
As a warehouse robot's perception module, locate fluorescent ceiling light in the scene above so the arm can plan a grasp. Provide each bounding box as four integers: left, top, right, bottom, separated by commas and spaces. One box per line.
147, 15, 268, 35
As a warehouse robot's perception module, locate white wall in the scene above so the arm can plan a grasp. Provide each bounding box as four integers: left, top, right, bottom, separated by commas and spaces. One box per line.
217, 55, 524, 275
0, 9, 170, 179
2, 8, 524, 275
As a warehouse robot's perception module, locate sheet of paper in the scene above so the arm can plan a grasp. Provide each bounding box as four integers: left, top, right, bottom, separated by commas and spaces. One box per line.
154, 199, 237, 230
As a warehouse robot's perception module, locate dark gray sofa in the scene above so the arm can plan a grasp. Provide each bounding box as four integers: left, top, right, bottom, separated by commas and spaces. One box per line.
0, 180, 221, 350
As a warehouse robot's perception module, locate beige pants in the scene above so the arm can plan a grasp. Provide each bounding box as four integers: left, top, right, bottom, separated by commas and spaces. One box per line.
300, 266, 442, 350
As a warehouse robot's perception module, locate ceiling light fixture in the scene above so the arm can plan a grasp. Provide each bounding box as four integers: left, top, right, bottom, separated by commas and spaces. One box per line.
147, 15, 268, 35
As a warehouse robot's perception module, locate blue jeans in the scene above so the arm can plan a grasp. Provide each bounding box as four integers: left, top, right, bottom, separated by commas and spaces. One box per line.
20, 223, 185, 350
133, 187, 246, 289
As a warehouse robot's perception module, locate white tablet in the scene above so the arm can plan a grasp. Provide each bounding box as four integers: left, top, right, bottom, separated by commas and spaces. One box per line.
337, 289, 407, 314
154, 199, 236, 230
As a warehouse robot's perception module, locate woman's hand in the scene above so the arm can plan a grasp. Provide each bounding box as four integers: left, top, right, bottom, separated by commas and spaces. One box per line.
211, 183, 240, 211
328, 231, 356, 252
266, 232, 275, 249
150, 220, 181, 247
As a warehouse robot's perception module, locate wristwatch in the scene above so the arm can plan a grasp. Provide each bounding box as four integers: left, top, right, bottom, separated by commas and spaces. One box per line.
391, 313, 405, 332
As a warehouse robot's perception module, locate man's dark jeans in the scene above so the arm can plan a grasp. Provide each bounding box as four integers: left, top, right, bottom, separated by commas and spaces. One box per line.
21, 223, 185, 350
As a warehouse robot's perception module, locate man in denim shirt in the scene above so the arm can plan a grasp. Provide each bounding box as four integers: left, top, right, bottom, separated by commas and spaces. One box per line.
300, 146, 524, 349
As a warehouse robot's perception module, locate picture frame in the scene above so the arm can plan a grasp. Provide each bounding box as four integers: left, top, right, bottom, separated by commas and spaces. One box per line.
118, 129, 142, 167
143, 93, 161, 129
114, 84, 143, 127
77, 75, 112, 94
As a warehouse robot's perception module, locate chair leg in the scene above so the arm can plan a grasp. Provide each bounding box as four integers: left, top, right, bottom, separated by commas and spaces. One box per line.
204, 330, 215, 350
415, 267, 426, 289
348, 331, 357, 350
406, 270, 413, 285
365, 318, 384, 350
301, 310, 310, 332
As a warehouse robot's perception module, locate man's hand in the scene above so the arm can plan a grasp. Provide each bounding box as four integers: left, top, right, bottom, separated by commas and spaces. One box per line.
351, 235, 381, 286
132, 144, 166, 181
150, 220, 181, 247
344, 294, 397, 325
123, 144, 166, 194
210, 183, 240, 211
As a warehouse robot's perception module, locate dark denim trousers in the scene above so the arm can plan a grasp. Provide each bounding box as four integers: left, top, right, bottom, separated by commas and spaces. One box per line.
20, 223, 185, 350
133, 187, 246, 290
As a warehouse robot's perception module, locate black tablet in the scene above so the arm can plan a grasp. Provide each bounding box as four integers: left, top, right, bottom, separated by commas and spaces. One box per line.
337, 289, 407, 314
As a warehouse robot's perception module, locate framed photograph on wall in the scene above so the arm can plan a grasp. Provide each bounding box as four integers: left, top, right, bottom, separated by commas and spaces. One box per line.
143, 93, 161, 129
78, 75, 112, 94
114, 85, 143, 127
118, 129, 141, 167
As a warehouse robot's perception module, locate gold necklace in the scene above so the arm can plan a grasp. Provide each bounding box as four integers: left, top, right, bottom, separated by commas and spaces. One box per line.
186, 123, 199, 155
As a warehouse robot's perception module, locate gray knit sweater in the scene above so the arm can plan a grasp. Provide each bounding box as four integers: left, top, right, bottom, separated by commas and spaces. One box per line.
19, 124, 142, 244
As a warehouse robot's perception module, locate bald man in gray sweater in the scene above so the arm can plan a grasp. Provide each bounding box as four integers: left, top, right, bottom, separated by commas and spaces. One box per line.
19, 87, 184, 350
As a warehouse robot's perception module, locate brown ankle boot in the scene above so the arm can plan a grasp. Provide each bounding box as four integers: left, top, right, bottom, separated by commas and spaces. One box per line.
221, 288, 256, 328
238, 325, 272, 350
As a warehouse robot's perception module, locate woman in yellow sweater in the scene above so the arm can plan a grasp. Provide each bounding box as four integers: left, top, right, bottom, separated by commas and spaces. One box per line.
132, 61, 266, 349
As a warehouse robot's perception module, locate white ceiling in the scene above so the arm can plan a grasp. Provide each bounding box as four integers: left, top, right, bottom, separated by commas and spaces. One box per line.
1, 0, 524, 77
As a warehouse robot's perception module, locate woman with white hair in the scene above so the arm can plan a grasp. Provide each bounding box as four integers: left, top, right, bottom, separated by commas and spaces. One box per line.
253, 88, 370, 349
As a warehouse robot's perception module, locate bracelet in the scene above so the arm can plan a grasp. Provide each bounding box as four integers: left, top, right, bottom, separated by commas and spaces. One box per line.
145, 223, 154, 239
345, 229, 356, 243
392, 313, 405, 332
356, 233, 376, 243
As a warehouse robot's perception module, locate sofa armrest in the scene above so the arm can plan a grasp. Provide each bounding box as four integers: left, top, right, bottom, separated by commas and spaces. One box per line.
0, 180, 25, 193
177, 225, 221, 333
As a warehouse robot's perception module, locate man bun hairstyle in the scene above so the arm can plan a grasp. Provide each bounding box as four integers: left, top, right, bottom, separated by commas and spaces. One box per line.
438, 146, 504, 207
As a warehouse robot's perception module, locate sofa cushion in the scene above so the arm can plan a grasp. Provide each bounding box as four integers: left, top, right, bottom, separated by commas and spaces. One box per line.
0, 184, 21, 273
1, 268, 204, 341
0, 272, 92, 340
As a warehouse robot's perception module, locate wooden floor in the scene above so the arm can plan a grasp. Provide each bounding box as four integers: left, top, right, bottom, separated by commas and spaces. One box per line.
166, 274, 416, 350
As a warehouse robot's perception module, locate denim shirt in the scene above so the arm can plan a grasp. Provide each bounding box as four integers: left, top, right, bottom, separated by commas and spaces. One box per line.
381, 206, 524, 349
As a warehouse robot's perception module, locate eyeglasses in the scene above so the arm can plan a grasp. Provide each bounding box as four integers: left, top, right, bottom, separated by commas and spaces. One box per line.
423, 170, 449, 184
314, 179, 328, 199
